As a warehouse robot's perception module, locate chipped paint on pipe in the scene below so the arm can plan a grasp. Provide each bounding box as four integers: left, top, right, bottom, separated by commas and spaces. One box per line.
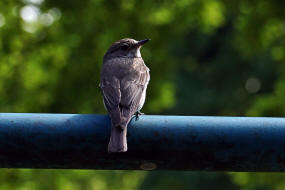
0, 113, 285, 171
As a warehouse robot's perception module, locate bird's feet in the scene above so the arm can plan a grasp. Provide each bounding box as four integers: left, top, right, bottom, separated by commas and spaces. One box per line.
135, 111, 144, 121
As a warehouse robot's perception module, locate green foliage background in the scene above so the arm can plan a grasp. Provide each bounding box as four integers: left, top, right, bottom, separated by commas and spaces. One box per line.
0, 0, 285, 189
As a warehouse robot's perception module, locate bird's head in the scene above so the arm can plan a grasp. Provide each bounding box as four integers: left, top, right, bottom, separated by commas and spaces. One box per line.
104, 38, 150, 59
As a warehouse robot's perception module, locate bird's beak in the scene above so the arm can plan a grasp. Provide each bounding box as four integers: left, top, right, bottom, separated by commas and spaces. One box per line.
137, 39, 150, 46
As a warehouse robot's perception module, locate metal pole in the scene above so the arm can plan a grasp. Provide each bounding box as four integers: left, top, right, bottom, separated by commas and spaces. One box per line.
0, 113, 284, 171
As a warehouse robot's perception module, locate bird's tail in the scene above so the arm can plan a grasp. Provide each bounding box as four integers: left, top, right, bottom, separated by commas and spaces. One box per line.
108, 124, 128, 153
108, 108, 133, 153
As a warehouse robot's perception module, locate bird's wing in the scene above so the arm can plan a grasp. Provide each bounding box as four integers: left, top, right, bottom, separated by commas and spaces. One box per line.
100, 58, 122, 110
100, 76, 122, 126
120, 67, 150, 123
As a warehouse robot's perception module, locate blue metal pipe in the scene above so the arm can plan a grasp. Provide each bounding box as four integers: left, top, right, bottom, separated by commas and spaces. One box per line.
0, 113, 284, 171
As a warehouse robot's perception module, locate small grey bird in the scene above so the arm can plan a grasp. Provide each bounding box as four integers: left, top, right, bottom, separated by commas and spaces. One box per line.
100, 38, 150, 153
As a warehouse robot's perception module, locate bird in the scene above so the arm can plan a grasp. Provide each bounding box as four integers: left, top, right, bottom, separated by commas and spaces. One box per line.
100, 38, 150, 153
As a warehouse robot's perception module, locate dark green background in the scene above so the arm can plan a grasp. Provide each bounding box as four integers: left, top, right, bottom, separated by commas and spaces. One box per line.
0, 0, 285, 189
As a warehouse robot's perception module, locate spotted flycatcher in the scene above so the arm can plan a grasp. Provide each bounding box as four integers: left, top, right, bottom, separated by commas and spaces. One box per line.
100, 38, 150, 153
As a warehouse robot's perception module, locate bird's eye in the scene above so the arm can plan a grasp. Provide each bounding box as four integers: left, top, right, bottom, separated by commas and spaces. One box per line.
121, 44, 129, 50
